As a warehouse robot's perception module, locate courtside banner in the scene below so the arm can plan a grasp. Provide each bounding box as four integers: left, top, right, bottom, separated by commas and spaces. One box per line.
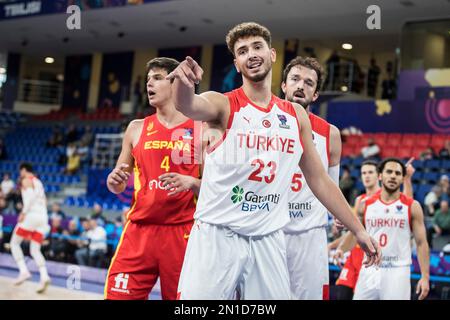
0, 0, 169, 21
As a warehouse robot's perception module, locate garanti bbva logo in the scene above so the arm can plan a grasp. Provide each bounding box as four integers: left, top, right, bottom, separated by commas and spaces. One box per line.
231, 186, 280, 212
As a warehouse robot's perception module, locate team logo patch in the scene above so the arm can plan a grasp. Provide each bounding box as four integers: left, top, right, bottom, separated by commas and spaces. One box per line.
277, 114, 290, 129
262, 119, 271, 128
396, 205, 403, 213
182, 128, 193, 140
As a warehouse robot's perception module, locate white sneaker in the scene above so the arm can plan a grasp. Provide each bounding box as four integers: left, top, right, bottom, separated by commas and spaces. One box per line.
36, 277, 51, 294
13, 272, 31, 286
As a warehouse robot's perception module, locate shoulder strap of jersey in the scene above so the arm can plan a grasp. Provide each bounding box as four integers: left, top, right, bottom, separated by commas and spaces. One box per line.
309, 113, 331, 161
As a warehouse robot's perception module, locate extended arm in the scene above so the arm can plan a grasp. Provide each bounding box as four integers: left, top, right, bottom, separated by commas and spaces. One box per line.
411, 200, 430, 300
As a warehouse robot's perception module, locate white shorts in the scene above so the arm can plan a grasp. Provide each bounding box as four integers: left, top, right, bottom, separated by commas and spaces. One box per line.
177, 221, 291, 300
15, 213, 50, 243
285, 227, 329, 300
353, 265, 411, 300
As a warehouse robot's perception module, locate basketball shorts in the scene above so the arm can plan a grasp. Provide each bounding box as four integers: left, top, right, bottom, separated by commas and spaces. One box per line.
177, 220, 291, 300
15, 213, 50, 244
353, 265, 411, 300
285, 227, 329, 300
104, 220, 193, 300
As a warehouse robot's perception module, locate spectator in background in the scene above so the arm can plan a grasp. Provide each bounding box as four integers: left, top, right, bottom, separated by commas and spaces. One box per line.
77, 141, 90, 165
439, 175, 450, 198
439, 140, 450, 160
79, 125, 94, 147
381, 61, 396, 100
64, 143, 80, 175
49, 202, 66, 220
339, 167, 354, 203
75, 218, 107, 267
0, 139, 7, 160
65, 124, 79, 145
43, 215, 65, 261
420, 147, 437, 161
62, 219, 81, 264
91, 203, 106, 226
424, 186, 443, 216
360, 138, 380, 159
132, 75, 143, 115
46, 126, 64, 148
428, 200, 450, 248
367, 58, 380, 98
1, 173, 15, 205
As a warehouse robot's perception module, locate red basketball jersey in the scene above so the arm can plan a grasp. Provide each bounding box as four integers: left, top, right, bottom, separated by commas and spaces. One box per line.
126, 115, 201, 224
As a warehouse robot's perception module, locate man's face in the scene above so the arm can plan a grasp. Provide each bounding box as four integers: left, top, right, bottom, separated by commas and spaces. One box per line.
69, 220, 77, 231
441, 201, 449, 212
19, 168, 26, 179
281, 65, 319, 108
146, 68, 172, 108
360, 164, 378, 189
380, 161, 404, 193
89, 219, 97, 229
233, 36, 275, 83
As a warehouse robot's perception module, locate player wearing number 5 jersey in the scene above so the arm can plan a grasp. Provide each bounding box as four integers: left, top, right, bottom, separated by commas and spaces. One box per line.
353, 158, 430, 300
104, 58, 202, 300
168, 22, 380, 300
280, 56, 342, 300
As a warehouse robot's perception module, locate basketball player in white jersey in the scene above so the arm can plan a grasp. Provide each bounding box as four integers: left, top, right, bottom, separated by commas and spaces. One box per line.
165, 22, 380, 300
280, 56, 341, 300
332, 158, 415, 299
10, 162, 51, 293
352, 158, 429, 300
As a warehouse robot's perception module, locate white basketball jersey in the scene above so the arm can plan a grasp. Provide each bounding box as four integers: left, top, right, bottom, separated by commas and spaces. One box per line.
195, 88, 303, 236
21, 176, 48, 217
364, 193, 413, 268
284, 113, 330, 233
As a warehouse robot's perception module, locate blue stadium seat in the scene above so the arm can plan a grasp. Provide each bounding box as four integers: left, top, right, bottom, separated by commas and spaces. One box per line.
424, 159, 442, 171
350, 169, 360, 179
422, 172, 440, 184
415, 184, 433, 204
442, 160, 450, 172
340, 157, 352, 168
352, 157, 365, 168
412, 171, 423, 183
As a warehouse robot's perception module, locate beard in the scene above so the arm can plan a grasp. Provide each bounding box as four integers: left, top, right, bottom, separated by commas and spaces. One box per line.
382, 182, 400, 194
287, 94, 312, 109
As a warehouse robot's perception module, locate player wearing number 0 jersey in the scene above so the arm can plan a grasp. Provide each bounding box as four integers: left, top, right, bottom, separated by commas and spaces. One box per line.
169, 22, 380, 300
280, 56, 342, 300
333, 159, 416, 299
104, 58, 202, 300
352, 158, 430, 300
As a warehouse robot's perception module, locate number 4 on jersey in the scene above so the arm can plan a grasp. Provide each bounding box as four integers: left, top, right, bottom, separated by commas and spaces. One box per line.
161, 156, 170, 172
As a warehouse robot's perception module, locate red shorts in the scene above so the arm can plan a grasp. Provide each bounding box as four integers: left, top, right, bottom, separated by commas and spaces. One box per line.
15, 227, 44, 244
336, 246, 364, 290
104, 220, 193, 300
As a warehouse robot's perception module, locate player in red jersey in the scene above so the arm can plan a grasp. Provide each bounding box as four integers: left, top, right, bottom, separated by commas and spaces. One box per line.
332, 160, 380, 299
332, 158, 416, 299
104, 57, 202, 300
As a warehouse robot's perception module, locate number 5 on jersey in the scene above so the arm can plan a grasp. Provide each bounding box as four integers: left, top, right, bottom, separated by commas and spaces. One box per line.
291, 173, 303, 192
